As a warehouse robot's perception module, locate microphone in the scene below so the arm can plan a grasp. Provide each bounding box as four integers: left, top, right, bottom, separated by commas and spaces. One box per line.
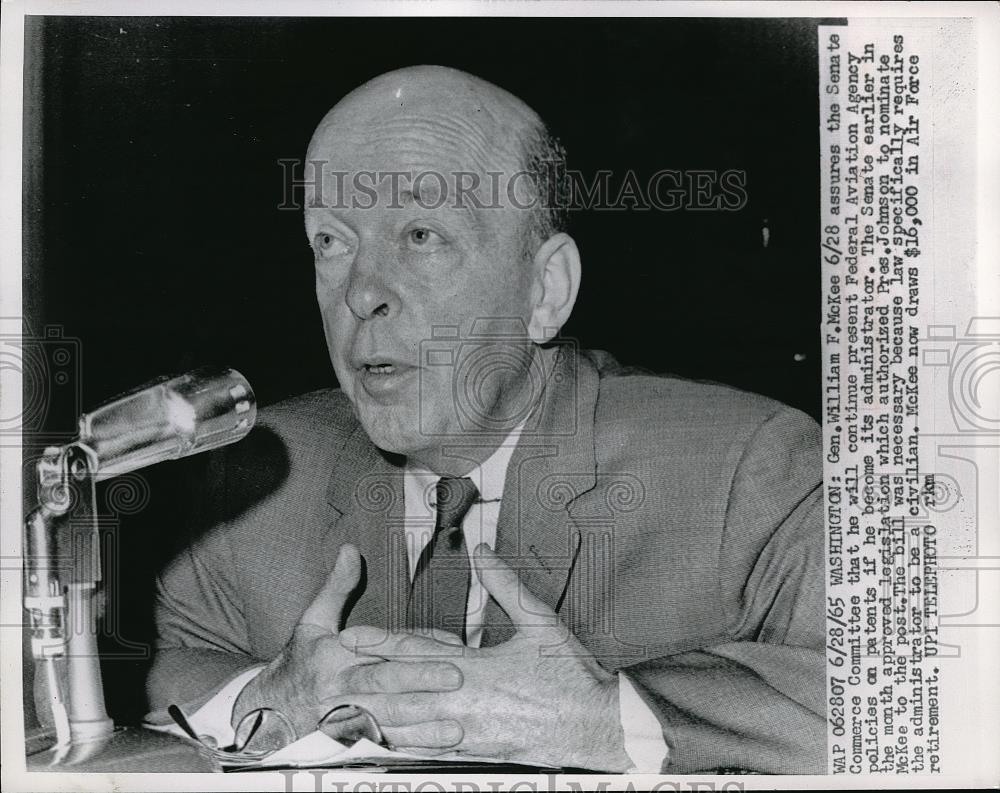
23, 366, 257, 758
75, 366, 256, 480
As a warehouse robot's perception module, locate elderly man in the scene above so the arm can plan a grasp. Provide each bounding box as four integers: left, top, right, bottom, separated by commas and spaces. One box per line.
147, 65, 825, 773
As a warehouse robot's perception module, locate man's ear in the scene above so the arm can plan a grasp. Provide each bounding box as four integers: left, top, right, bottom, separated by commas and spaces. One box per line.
527, 233, 581, 344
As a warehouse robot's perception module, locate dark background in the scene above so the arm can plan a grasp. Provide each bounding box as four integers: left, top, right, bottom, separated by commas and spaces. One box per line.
22, 15, 831, 725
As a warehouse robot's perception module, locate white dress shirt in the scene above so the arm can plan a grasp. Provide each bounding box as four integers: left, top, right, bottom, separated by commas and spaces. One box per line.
152, 425, 668, 771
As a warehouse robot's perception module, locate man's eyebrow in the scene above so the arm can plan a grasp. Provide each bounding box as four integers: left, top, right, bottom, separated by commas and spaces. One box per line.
305, 206, 357, 234
306, 180, 483, 232
398, 183, 481, 225
399, 182, 441, 208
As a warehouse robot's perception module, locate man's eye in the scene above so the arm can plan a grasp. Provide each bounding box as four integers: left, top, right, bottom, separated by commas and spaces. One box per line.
314, 232, 350, 257
407, 228, 445, 248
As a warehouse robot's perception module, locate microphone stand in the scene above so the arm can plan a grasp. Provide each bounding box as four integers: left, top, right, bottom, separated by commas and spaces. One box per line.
24, 442, 114, 749
24, 442, 219, 772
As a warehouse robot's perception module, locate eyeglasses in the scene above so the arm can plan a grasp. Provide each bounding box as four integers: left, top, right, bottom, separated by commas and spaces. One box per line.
232, 703, 389, 757
169, 703, 390, 765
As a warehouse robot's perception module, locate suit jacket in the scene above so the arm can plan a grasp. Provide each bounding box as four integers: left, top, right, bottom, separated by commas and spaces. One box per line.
148, 346, 826, 773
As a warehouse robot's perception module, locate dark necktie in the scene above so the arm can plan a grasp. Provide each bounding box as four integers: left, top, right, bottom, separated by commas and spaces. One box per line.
406, 476, 479, 642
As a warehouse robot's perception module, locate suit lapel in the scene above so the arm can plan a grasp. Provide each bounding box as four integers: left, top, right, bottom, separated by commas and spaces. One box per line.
481, 346, 600, 647
323, 423, 410, 633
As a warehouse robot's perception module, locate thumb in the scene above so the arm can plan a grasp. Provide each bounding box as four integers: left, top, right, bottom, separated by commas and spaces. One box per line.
472, 544, 560, 639
299, 543, 362, 634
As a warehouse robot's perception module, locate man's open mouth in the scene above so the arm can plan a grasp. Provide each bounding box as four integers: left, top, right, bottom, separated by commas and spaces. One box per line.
356, 360, 418, 400
364, 363, 396, 374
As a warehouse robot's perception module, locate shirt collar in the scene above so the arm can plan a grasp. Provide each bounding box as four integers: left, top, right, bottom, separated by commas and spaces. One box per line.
404, 421, 527, 505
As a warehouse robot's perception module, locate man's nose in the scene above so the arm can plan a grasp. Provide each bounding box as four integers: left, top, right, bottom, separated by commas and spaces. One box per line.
344, 243, 397, 321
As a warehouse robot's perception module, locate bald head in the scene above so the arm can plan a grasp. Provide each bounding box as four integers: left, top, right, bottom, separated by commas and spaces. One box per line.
307, 65, 567, 255
312, 66, 537, 179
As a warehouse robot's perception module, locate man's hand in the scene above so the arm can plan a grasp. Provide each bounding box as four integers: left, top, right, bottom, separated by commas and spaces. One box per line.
232, 543, 465, 749
337, 545, 633, 771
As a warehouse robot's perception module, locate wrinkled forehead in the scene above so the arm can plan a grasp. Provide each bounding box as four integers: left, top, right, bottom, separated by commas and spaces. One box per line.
304, 71, 541, 213
309, 69, 534, 160
303, 117, 538, 220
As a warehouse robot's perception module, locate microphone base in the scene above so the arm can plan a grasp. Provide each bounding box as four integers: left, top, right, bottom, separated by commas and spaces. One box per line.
26, 726, 221, 773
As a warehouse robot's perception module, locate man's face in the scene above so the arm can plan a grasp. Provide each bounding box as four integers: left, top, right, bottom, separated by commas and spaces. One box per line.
304, 110, 538, 459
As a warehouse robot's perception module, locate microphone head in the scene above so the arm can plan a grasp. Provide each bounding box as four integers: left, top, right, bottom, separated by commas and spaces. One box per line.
77, 367, 256, 480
